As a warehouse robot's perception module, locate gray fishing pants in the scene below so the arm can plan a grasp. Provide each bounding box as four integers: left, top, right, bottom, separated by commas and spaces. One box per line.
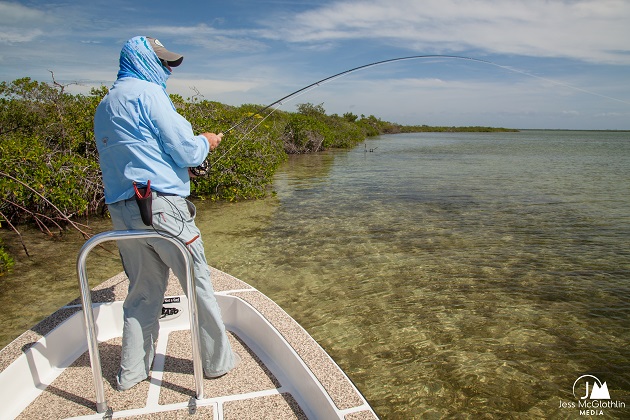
108, 194, 235, 390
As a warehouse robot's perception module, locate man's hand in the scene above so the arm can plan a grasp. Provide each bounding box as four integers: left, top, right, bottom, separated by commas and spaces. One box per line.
201, 132, 223, 150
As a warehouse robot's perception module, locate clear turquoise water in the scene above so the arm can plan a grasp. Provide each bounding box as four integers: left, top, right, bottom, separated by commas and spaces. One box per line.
1, 130, 629, 418
202, 130, 630, 418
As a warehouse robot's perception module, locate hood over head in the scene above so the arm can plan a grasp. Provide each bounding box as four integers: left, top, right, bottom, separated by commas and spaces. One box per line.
116, 36, 173, 88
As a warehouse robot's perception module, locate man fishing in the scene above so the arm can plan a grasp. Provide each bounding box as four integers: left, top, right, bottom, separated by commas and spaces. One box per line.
94, 36, 239, 391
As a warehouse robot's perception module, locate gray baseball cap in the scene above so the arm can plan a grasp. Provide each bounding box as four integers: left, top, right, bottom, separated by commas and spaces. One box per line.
147, 37, 184, 67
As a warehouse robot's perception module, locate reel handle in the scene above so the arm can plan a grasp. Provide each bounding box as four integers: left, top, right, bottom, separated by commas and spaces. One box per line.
190, 132, 223, 177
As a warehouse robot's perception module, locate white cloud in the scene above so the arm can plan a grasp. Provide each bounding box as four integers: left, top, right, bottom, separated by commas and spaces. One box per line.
282, 73, 602, 126
0, 0, 627, 129
258, 0, 630, 64
0, 28, 43, 44
143, 24, 269, 53
167, 78, 261, 97
0, 1, 56, 44
0, 1, 52, 24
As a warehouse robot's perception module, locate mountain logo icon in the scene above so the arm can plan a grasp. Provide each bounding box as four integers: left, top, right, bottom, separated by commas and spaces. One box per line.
572, 375, 611, 400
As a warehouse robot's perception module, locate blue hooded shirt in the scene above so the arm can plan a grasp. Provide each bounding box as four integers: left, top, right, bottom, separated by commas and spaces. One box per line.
94, 36, 209, 203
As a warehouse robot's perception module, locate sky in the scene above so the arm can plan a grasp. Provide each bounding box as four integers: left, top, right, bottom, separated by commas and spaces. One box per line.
1, 0, 630, 130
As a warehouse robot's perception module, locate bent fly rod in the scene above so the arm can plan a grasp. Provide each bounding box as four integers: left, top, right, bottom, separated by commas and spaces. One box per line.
192, 54, 491, 175
191, 54, 628, 175
226, 55, 492, 133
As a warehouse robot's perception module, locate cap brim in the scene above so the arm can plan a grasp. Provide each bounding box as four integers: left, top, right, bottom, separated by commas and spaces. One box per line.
164, 54, 184, 67
157, 50, 184, 67
147, 37, 184, 67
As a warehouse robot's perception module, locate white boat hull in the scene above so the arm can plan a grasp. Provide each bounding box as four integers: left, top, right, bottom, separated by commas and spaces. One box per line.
0, 274, 377, 419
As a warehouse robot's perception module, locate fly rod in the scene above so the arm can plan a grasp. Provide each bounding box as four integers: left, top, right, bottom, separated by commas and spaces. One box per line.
191, 53, 628, 175
191, 54, 492, 175
225, 55, 492, 134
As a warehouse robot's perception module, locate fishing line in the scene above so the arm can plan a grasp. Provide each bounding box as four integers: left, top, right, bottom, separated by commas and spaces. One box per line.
151, 196, 186, 239
198, 55, 488, 174
197, 54, 628, 174
208, 102, 284, 167
487, 63, 630, 106
208, 78, 335, 167
223, 55, 488, 134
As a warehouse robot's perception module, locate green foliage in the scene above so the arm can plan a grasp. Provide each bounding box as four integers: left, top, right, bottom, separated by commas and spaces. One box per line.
0, 77, 517, 236
283, 113, 328, 153
282, 103, 368, 153
400, 124, 518, 133
0, 238, 13, 276
296, 102, 327, 117
174, 97, 288, 200
343, 112, 358, 123
355, 114, 402, 136
0, 78, 106, 231
325, 115, 369, 148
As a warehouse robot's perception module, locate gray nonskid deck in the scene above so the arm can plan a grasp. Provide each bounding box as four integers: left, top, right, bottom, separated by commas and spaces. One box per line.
17, 332, 306, 419
2, 268, 377, 419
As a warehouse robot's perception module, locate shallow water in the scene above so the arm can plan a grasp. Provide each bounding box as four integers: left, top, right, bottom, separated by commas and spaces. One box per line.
1, 130, 629, 418
203, 130, 630, 418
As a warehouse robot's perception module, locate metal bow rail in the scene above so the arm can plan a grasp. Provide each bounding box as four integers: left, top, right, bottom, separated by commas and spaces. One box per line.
76, 230, 204, 414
